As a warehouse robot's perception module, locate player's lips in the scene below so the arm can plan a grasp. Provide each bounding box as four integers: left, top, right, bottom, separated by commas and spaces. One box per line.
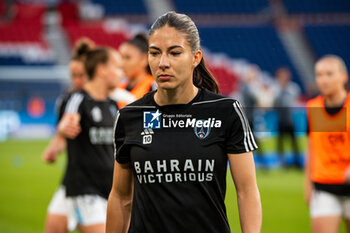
157, 74, 173, 81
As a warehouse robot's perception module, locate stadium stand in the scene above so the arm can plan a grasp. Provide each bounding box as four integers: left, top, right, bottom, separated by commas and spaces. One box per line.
173, 0, 269, 14
57, 1, 128, 49
63, 22, 128, 49
304, 24, 350, 69
57, 1, 79, 27
0, 0, 5, 18
90, 0, 147, 15
283, 0, 350, 14
207, 63, 239, 96
0, 2, 55, 65
199, 25, 302, 88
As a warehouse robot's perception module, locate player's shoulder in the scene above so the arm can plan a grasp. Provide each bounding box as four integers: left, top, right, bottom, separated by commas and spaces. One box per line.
192, 88, 239, 107
119, 92, 156, 113
306, 95, 323, 107
64, 90, 87, 113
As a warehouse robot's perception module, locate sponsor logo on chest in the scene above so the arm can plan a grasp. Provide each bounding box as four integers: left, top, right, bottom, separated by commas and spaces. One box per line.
143, 110, 222, 129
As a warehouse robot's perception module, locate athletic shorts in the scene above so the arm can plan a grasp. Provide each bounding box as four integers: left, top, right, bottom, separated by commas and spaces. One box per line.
310, 189, 350, 219
48, 186, 107, 231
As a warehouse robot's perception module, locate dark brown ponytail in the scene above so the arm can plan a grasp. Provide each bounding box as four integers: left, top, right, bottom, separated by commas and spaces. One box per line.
193, 58, 220, 94
149, 11, 220, 94
84, 47, 110, 80
72, 37, 95, 61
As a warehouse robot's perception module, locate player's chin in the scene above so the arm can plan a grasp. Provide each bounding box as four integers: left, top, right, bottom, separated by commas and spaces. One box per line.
319, 87, 332, 96
156, 81, 177, 90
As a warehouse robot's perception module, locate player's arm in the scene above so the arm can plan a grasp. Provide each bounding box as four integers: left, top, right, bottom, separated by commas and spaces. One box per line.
228, 151, 262, 233
304, 141, 313, 205
304, 109, 314, 205
42, 133, 66, 163
106, 161, 133, 233
57, 113, 81, 139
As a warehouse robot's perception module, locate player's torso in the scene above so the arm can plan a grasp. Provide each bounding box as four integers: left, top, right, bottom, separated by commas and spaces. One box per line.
122, 98, 232, 233
308, 94, 350, 183
65, 93, 118, 197
129, 105, 229, 183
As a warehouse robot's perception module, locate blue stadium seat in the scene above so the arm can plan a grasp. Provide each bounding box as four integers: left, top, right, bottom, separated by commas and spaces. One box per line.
283, 0, 350, 13
91, 0, 147, 15
198, 25, 303, 89
173, 0, 269, 14
0, 57, 55, 66
305, 24, 350, 71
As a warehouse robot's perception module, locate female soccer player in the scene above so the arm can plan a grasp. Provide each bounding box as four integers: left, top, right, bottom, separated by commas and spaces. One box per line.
106, 11, 262, 233
116, 33, 156, 108
44, 46, 120, 233
42, 37, 94, 163
43, 38, 94, 233
305, 55, 350, 233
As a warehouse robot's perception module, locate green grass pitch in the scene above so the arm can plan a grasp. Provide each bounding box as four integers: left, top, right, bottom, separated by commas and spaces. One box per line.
0, 139, 346, 232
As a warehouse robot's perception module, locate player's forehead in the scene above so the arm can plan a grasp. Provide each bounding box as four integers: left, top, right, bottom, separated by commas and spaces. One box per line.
315, 58, 341, 72
149, 26, 188, 50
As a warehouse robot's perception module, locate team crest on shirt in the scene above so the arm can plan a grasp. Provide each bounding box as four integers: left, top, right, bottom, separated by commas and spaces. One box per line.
194, 120, 211, 139
91, 106, 102, 122
143, 110, 161, 129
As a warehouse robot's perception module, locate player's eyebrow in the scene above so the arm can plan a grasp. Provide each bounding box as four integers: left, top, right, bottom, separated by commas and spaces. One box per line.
149, 45, 184, 51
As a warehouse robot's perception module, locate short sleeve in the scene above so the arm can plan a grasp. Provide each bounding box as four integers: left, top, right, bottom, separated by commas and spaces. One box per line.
64, 92, 84, 115
226, 100, 258, 154
55, 93, 69, 124
113, 111, 130, 164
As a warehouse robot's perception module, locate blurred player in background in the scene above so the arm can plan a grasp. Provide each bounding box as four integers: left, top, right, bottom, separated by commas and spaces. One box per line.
106, 11, 261, 233
116, 33, 156, 108
108, 51, 136, 105
241, 65, 273, 168
44, 46, 120, 233
274, 66, 301, 168
305, 55, 350, 233
42, 37, 94, 164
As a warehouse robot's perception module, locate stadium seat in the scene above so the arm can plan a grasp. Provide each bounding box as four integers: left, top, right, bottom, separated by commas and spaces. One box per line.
0, 3, 55, 66
305, 24, 350, 70
173, 0, 269, 14
90, 0, 147, 15
198, 25, 302, 88
63, 22, 129, 49
283, 0, 350, 14
208, 65, 239, 95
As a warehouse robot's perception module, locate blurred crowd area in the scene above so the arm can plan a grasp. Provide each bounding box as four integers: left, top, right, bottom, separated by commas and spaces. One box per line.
0, 0, 349, 146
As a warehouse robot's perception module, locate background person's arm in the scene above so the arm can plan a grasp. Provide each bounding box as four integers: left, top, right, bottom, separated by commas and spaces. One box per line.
106, 161, 133, 233
228, 151, 262, 233
304, 143, 313, 205
42, 133, 66, 163
57, 113, 81, 139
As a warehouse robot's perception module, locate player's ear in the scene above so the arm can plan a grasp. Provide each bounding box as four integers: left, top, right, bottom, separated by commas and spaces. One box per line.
193, 50, 202, 68
342, 73, 348, 89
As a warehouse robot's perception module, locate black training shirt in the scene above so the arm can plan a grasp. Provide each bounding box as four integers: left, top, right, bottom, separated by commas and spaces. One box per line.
114, 88, 257, 233
63, 90, 118, 199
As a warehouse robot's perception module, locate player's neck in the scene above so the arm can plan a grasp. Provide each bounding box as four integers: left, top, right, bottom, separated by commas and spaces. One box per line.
155, 84, 198, 106
324, 89, 347, 107
84, 80, 109, 101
